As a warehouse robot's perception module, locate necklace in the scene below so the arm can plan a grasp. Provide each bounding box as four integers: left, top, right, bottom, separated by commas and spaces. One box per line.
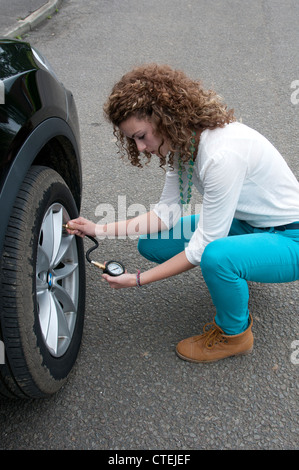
178, 131, 196, 210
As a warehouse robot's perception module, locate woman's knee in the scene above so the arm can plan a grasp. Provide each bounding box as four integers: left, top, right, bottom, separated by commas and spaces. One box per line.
138, 236, 155, 262
200, 239, 229, 276
137, 236, 167, 263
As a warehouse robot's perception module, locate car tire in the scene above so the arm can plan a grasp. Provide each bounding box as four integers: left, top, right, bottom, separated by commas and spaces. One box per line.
0, 166, 85, 399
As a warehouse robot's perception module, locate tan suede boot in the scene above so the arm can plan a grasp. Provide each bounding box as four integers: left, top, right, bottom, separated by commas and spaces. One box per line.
176, 314, 253, 363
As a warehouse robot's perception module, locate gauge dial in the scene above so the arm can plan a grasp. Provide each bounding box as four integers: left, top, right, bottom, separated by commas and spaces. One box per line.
105, 261, 125, 276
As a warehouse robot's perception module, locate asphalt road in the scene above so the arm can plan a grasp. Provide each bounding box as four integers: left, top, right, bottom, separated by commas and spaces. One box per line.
0, 0, 298, 451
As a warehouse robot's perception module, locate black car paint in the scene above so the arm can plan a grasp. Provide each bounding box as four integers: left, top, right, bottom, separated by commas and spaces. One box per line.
0, 39, 82, 258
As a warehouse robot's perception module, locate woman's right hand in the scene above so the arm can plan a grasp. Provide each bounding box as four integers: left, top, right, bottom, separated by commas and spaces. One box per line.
66, 217, 96, 238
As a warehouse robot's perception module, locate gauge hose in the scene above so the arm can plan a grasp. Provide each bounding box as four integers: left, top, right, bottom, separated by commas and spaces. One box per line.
85, 235, 99, 264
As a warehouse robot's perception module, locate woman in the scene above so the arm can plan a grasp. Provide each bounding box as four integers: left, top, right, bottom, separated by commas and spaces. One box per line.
67, 64, 299, 363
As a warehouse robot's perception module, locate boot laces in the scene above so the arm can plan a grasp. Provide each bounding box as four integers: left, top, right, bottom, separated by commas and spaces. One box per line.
199, 322, 227, 349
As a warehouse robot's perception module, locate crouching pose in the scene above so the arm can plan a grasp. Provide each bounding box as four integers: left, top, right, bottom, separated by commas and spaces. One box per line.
68, 64, 299, 363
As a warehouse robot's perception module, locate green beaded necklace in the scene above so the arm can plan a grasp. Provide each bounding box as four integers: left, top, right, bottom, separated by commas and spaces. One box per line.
178, 131, 196, 210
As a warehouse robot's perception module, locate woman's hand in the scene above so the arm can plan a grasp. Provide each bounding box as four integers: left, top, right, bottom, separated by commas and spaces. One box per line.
102, 272, 137, 289
66, 217, 96, 238
102, 251, 195, 289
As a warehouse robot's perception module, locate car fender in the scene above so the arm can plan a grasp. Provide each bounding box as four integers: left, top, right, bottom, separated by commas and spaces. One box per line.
0, 116, 81, 257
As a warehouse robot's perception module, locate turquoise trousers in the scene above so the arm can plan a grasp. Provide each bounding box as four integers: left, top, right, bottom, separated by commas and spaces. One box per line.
138, 215, 299, 335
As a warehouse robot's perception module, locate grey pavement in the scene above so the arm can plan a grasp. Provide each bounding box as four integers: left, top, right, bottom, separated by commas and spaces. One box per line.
0, 0, 63, 38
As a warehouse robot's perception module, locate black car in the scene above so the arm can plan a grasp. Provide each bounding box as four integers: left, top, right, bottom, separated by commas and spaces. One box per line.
0, 39, 86, 399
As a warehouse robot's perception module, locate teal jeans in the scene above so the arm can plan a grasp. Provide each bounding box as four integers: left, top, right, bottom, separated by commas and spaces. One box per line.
138, 215, 299, 335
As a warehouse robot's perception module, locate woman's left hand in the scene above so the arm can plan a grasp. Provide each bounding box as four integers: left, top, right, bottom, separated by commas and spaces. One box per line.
102, 273, 137, 289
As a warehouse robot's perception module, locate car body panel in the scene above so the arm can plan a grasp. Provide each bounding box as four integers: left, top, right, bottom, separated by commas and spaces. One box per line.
0, 38, 82, 258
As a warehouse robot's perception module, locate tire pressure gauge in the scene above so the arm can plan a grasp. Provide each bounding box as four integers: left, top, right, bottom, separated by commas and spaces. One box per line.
91, 259, 125, 276
63, 225, 125, 276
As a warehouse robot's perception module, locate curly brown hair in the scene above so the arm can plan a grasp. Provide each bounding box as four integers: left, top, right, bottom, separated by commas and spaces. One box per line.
103, 64, 235, 168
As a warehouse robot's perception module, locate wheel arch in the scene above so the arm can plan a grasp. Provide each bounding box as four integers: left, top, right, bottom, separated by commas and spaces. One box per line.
0, 117, 82, 258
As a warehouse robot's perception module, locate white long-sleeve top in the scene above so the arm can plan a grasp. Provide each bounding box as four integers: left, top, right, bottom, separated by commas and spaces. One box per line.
153, 122, 299, 265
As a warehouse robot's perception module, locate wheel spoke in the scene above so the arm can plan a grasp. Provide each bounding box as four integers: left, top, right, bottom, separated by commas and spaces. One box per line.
54, 262, 78, 282
51, 207, 64, 267
52, 294, 72, 354
44, 294, 59, 355
53, 234, 76, 268
45, 294, 72, 356
36, 244, 50, 274
37, 289, 51, 339
40, 206, 63, 267
40, 208, 55, 263
54, 283, 77, 314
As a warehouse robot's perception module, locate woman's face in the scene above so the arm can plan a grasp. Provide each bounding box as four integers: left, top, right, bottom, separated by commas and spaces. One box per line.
119, 115, 170, 157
